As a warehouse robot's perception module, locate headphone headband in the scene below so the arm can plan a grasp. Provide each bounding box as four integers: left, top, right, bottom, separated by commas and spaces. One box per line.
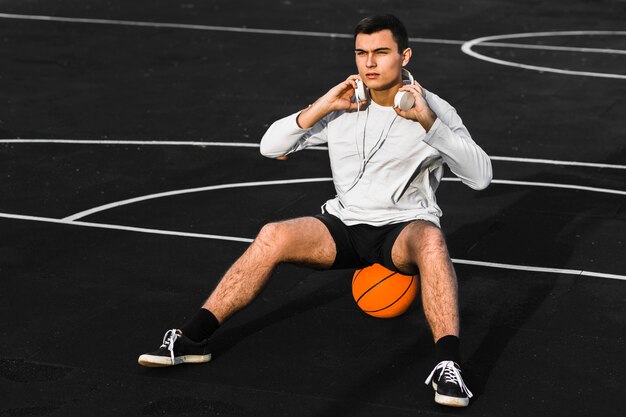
402, 68, 414, 84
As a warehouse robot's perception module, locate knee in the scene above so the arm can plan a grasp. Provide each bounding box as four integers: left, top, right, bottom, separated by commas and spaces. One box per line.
410, 222, 450, 258
423, 224, 448, 247
255, 222, 289, 257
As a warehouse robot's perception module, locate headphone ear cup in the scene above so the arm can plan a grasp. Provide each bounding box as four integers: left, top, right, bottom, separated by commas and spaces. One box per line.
394, 91, 415, 111
394, 69, 415, 111
355, 79, 368, 101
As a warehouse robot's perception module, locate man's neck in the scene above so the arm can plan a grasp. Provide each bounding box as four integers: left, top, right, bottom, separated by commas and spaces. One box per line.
369, 83, 402, 107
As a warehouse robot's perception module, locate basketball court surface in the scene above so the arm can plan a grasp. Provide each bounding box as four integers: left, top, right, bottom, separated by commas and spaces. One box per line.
1, 0, 625, 415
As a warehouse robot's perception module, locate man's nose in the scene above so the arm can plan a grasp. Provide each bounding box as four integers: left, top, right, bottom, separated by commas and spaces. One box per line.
366, 53, 376, 67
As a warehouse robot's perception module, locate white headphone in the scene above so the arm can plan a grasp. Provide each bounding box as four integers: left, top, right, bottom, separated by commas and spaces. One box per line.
354, 68, 416, 111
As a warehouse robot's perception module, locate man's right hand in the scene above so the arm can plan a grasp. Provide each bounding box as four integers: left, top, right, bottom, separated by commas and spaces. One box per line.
296, 75, 367, 129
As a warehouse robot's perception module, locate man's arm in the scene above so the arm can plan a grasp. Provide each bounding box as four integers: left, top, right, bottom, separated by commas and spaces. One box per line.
395, 83, 492, 190
259, 112, 320, 158
422, 90, 492, 190
260, 75, 367, 158
296, 75, 365, 128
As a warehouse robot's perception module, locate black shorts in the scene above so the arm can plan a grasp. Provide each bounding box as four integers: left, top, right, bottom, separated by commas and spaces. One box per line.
314, 213, 412, 272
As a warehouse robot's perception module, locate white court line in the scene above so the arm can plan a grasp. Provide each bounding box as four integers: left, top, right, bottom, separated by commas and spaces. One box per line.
63, 178, 334, 221
489, 155, 626, 170
64, 176, 626, 223
442, 178, 626, 196
0, 12, 461, 46
477, 41, 626, 56
462, 31, 626, 79
4, 138, 626, 217
0, 211, 253, 243
4, 139, 626, 218
0, 15, 623, 280
451, 259, 626, 281
3, 12, 625, 55
1, 13, 624, 80
1, 210, 623, 281
2, 138, 625, 170
0, 138, 263, 148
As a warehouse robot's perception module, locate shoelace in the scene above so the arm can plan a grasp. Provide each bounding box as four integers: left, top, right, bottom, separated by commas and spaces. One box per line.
424, 360, 473, 398
160, 329, 181, 365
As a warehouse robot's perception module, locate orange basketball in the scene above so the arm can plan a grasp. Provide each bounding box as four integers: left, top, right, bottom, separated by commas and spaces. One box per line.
352, 263, 419, 318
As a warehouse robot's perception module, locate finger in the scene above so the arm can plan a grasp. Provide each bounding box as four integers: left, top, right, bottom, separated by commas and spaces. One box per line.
346, 74, 361, 90
398, 84, 420, 95
399, 84, 424, 102
412, 80, 425, 96
334, 78, 356, 96
347, 99, 368, 111
393, 106, 406, 117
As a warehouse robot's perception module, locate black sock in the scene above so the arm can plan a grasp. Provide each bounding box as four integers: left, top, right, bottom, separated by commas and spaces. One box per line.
180, 308, 220, 342
435, 335, 461, 364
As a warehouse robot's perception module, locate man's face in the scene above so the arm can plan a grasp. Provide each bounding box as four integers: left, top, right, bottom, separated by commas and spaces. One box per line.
355, 29, 409, 92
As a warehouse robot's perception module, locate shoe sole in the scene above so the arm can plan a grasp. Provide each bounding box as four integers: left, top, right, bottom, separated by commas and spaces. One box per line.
432, 382, 469, 407
137, 353, 211, 367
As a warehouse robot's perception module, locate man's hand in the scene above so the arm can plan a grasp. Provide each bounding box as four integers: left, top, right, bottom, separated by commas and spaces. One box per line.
394, 80, 437, 132
297, 75, 368, 129
320, 74, 368, 112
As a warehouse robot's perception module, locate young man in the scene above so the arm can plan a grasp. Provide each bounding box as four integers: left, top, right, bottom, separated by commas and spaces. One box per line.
138, 14, 491, 408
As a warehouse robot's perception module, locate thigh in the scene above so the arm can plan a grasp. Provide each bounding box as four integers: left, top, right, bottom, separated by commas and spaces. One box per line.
375, 221, 413, 272
314, 213, 365, 269
390, 220, 450, 275
268, 216, 337, 269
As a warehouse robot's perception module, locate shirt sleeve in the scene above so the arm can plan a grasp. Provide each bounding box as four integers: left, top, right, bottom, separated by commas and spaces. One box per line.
259, 111, 330, 158
422, 90, 493, 190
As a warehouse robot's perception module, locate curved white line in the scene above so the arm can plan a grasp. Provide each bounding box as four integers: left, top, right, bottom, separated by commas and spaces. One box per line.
478, 41, 626, 55
67, 176, 625, 222
1, 211, 623, 280
64, 178, 333, 221
461, 31, 626, 79
2, 139, 625, 170
0, 18, 622, 280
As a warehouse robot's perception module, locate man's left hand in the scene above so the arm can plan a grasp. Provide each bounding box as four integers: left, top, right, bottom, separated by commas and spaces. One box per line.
394, 81, 437, 132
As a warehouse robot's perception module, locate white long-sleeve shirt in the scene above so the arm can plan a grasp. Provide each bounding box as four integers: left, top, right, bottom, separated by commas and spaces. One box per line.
260, 89, 492, 227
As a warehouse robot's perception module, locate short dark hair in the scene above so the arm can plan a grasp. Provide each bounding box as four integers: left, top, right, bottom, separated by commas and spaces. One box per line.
354, 14, 409, 52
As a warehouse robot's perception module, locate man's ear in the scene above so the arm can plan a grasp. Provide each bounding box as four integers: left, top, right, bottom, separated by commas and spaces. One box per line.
401, 47, 412, 66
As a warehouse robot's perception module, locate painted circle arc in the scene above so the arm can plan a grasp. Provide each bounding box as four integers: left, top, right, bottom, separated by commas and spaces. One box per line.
461, 31, 626, 79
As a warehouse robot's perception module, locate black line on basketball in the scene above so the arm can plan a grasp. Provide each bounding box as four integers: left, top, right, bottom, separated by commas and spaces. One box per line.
367, 275, 415, 313
355, 271, 397, 305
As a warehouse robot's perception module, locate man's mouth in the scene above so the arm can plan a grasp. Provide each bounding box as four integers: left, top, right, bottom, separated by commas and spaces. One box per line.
365, 72, 380, 79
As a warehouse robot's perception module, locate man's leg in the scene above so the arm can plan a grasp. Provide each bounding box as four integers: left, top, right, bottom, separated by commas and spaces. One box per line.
138, 216, 336, 367
391, 220, 459, 340
391, 220, 472, 407
204, 216, 336, 322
